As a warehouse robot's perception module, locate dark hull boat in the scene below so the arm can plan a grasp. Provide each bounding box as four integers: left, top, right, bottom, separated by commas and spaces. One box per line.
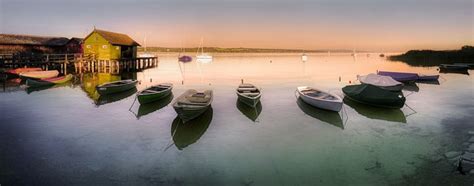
96, 79, 138, 95
173, 89, 213, 123
439, 64, 469, 74
417, 74, 439, 81
377, 71, 419, 82
342, 84, 406, 109
453, 63, 474, 69
137, 83, 173, 104
236, 83, 261, 107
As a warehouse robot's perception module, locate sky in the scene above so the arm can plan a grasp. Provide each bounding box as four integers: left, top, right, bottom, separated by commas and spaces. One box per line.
0, 0, 472, 51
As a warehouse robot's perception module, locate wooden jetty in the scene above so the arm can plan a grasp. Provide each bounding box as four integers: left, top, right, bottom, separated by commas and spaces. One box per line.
0, 53, 158, 74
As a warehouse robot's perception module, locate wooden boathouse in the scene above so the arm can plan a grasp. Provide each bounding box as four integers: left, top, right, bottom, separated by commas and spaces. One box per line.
83, 29, 140, 60
0, 29, 157, 74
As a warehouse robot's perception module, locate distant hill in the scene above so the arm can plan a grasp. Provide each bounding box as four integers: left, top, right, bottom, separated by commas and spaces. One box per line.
138, 47, 355, 53
389, 45, 474, 67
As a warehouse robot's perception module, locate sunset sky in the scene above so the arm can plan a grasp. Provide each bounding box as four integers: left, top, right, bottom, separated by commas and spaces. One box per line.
0, 0, 472, 51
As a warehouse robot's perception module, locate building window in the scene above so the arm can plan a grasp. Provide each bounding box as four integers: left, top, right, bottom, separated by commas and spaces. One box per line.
86, 45, 91, 48
102, 45, 108, 49
116, 46, 119, 50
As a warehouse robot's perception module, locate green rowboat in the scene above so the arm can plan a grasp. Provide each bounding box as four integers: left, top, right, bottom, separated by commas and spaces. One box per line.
342, 84, 406, 109
137, 83, 173, 104
96, 79, 138, 95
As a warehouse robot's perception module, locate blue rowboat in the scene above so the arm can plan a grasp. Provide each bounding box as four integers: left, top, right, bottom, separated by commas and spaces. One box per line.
377, 71, 419, 82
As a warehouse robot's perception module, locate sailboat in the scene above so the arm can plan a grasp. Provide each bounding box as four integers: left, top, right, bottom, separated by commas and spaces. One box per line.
351, 48, 357, 57
196, 37, 213, 63
178, 46, 192, 63
138, 34, 155, 58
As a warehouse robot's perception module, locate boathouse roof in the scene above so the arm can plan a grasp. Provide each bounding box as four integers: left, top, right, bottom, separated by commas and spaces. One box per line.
87, 29, 140, 46
0, 34, 70, 46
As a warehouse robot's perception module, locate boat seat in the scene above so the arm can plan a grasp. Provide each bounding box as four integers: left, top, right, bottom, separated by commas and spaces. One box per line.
143, 89, 162, 93
239, 84, 254, 88
183, 92, 211, 103
241, 92, 260, 96
238, 87, 257, 92
157, 84, 172, 88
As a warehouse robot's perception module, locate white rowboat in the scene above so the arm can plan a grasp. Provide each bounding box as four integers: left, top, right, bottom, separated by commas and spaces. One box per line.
297, 86, 343, 112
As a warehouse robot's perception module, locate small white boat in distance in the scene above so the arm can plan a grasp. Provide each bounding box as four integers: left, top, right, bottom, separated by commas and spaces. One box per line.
301, 53, 308, 62
196, 37, 213, 63
297, 86, 343, 112
358, 73, 403, 92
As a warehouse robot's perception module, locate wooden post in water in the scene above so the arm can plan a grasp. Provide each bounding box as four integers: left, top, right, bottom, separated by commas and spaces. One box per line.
64, 54, 68, 75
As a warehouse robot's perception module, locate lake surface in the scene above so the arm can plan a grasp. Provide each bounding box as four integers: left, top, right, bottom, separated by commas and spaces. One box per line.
1, 53, 473, 185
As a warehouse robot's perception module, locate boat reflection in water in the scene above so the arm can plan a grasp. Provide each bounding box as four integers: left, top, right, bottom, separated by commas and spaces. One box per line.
95, 88, 137, 106
402, 82, 419, 92
439, 68, 469, 75
171, 107, 213, 150
25, 82, 73, 94
416, 80, 440, 85
236, 100, 262, 122
343, 97, 407, 123
296, 98, 344, 129
136, 94, 174, 119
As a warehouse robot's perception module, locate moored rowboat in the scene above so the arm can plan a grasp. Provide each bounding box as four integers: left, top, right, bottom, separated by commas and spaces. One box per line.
20, 70, 59, 79
377, 71, 419, 82
26, 74, 73, 87
342, 84, 406, 109
236, 83, 261, 107
297, 86, 343, 112
439, 64, 469, 71
137, 83, 173, 104
96, 79, 138, 95
417, 74, 439, 81
7, 67, 42, 75
173, 89, 213, 123
358, 73, 403, 92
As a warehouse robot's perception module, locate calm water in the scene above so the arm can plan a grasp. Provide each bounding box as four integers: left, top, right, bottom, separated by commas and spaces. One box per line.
1, 53, 473, 185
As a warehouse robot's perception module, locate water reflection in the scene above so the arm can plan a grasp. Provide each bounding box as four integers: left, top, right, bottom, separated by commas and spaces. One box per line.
402, 82, 419, 92
416, 80, 440, 85
171, 107, 213, 150
80, 73, 121, 102
296, 98, 344, 129
136, 94, 174, 119
236, 100, 262, 122
343, 97, 406, 123
96, 88, 137, 106
26, 82, 73, 94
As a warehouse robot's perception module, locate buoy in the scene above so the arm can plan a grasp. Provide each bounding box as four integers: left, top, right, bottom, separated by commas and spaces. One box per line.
349, 80, 351, 84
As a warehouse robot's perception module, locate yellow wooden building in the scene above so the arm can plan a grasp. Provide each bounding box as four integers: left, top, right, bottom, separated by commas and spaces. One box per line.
83, 29, 140, 60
